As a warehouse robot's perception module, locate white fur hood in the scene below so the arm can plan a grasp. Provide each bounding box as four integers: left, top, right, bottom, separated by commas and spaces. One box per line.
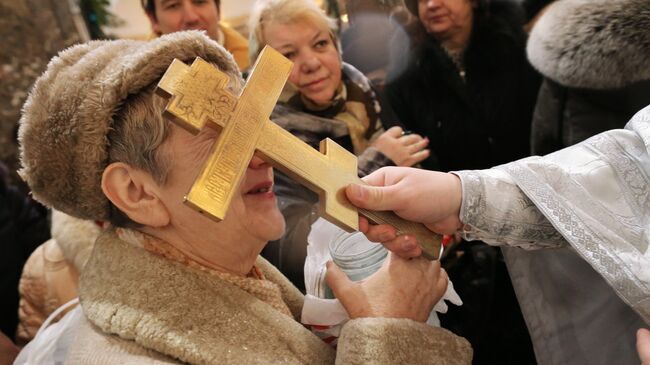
527, 0, 650, 89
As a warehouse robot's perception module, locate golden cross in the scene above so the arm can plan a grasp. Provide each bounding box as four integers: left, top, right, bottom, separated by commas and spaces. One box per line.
156, 46, 442, 260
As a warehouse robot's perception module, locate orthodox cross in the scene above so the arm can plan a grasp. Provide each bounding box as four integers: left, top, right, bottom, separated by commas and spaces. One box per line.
156, 46, 441, 260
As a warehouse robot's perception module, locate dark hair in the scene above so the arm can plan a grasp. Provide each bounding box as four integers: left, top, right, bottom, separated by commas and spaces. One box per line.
404, 0, 490, 17
141, 0, 222, 19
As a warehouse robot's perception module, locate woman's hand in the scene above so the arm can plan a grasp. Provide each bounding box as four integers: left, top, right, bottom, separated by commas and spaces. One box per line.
326, 253, 447, 322
372, 126, 430, 167
345, 167, 463, 258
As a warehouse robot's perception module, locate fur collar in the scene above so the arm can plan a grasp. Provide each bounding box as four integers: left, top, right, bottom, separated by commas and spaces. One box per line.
50, 210, 101, 272
527, 0, 650, 89
79, 230, 334, 365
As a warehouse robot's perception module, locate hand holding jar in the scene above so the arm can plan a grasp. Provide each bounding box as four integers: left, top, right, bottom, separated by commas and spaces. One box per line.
325, 252, 447, 322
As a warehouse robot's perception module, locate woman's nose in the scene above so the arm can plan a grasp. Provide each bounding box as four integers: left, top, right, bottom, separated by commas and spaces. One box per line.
182, 3, 200, 24
248, 153, 268, 169
299, 54, 321, 73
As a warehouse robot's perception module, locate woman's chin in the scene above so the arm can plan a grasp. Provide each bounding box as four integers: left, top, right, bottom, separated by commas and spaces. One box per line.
304, 89, 337, 107
269, 220, 287, 241
258, 215, 286, 243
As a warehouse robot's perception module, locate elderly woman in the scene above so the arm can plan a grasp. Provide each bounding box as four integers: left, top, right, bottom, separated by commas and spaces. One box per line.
249, 0, 430, 290
16, 32, 471, 364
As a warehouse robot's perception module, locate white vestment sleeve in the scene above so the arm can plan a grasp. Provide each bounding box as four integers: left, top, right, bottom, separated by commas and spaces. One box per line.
455, 105, 650, 324
455, 168, 566, 249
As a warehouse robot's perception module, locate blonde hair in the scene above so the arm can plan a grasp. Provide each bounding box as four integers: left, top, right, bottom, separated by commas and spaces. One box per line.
248, 0, 339, 63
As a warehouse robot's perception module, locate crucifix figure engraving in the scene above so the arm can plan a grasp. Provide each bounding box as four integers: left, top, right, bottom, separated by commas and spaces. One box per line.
156, 46, 442, 260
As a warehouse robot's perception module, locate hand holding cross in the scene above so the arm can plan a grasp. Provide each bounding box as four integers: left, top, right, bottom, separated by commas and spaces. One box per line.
155, 46, 442, 260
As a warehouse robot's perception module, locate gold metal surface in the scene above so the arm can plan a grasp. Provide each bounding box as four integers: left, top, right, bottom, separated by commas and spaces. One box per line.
156, 46, 442, 259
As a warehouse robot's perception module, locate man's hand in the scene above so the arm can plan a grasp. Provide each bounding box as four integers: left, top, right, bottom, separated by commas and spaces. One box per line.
325, 253, 447, 322
345, 167, 463, 258
638, 328, 650, 364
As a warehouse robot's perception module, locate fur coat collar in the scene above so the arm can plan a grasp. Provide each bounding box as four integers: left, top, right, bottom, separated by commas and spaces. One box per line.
527, 0, 650, 89
79, 229, 335, 364
50, 210, 101, 272
76, 229, 472, 364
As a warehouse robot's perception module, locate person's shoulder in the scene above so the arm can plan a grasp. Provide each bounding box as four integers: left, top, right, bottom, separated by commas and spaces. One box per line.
219, 24, 249, 70
220, 23, 248, 50
488, 0, 527, 21
472, 0, 528, 55
481, 0, 527, 34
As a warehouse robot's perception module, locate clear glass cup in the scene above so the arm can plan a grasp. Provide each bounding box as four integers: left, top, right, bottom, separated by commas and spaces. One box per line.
324, 231, 388, 299
322, 230, 442, 327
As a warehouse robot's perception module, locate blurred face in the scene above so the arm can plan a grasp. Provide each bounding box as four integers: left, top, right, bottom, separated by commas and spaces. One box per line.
418, 0, 474, 39
263, 20, 342, 107
149, 0, 220, 41
157, 124, 286, 245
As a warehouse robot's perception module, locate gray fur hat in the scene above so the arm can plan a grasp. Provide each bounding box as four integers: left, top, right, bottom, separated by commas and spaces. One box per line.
527, 0, 650, 89
18, 31, 241, 221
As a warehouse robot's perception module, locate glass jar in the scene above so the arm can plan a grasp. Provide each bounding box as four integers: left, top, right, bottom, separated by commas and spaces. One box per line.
323, 230, 388, 299
322, 229, 441, 327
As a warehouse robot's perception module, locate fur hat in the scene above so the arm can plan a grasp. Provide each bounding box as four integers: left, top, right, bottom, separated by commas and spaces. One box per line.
18, 31, 241, 221
527, 0, 650, 89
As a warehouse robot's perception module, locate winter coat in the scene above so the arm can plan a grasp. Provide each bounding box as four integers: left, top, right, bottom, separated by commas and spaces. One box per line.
527, 0, 650, 155
504, 1, 650, 364
16, 210, 100, 344
531, 79, 650, 155
384, 2, 540, 363
385, 0, 540, 172
62, 229, 472, 364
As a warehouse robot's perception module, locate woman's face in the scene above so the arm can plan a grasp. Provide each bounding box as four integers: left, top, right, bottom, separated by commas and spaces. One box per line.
418, 0, 474, 39
156, 124, 286, 245
263, 20, 342, 107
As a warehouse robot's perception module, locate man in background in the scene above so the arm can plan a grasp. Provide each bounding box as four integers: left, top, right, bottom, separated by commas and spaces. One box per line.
141, 0, 249, 70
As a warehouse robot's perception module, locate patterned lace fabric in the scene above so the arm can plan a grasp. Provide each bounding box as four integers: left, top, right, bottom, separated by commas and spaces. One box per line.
455, 168, 565, 249
115, 228, 293, 318
455, 105, 650, 323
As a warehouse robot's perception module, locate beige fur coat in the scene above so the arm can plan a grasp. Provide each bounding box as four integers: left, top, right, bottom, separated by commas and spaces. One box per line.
63, 229, 472, 364
17, 211, 100, 344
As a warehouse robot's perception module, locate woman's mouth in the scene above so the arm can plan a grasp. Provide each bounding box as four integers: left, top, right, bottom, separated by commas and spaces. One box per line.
301, 76, 328, 89
245, 181, 275, 198
428, 14, 449, 23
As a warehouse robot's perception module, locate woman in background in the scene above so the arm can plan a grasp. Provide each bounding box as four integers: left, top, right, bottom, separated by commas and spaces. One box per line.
249, 0, 430, 290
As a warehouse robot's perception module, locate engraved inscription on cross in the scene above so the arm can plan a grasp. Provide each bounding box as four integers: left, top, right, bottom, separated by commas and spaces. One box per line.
156, 46, 442, 260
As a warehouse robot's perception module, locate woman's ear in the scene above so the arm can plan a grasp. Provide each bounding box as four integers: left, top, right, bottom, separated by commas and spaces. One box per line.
101, 162, 170, 227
